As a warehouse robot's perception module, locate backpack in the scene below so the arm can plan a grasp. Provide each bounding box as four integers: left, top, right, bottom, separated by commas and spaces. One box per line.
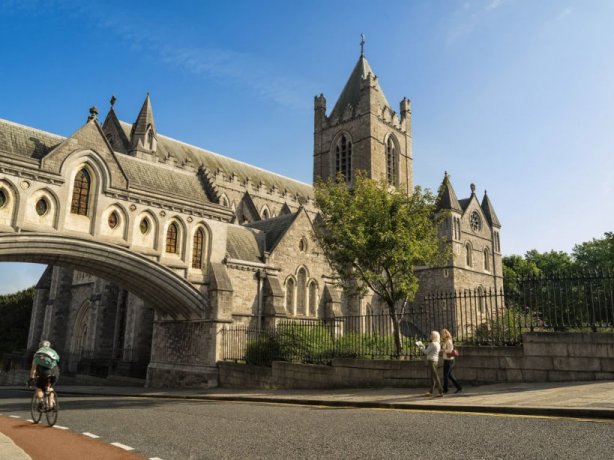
34, 349, 59, 369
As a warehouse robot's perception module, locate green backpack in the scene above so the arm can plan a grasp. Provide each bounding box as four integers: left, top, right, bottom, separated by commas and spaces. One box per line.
34, 348, 59, 369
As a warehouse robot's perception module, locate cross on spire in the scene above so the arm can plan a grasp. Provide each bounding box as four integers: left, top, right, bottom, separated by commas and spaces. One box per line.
360, 33, 365, 56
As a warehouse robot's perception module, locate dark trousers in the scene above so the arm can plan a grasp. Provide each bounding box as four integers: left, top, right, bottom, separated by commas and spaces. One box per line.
443, 359, 461, 392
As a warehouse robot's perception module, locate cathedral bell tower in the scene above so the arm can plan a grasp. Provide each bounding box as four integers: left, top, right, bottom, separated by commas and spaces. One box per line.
313, 38, 413, 194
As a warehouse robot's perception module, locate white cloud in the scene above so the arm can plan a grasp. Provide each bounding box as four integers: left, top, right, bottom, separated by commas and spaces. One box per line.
486, 0, 504, 11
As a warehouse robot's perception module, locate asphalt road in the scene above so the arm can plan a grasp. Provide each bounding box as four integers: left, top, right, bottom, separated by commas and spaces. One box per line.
1, 389, 613, 460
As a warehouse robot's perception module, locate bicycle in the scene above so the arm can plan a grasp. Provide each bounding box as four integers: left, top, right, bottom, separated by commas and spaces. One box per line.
28, 380, 59, 427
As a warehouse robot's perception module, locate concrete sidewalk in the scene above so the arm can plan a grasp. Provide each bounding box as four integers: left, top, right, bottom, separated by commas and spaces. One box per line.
5, 380, 614, 420
0, 432, 31, 460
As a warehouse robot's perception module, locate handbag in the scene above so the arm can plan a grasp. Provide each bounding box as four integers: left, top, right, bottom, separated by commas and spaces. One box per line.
450, 348, 459, 358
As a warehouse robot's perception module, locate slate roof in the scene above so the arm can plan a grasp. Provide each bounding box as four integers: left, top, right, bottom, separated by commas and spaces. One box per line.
246, 212, 299, 252
435, 174, 462, 212
0, 119, 64, 160
481, 192, 501, 228
115, 154, 210, 204
117, 121, 313, 200
226, 225, 262, 263
330, 55, 391, 119
0, 116, 313, 207
459, 198, 474, 213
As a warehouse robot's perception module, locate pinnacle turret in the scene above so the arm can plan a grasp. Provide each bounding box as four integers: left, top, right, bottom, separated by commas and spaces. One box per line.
481, 190, 501, 228
130, 93, 157, 155
436, 172, 462, 212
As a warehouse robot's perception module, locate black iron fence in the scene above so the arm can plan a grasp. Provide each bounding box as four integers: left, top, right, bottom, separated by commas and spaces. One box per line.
221, 270, 614, 365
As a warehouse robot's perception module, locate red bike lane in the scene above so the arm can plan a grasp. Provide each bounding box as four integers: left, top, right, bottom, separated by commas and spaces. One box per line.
0, 415, 145, 459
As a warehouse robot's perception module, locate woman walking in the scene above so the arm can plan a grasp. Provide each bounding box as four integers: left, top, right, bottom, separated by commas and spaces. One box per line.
441, 328, 462, 394
419, 331, 443, 397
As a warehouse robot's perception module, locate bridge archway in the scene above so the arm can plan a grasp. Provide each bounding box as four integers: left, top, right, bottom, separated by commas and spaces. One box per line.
0, 233, 207, 319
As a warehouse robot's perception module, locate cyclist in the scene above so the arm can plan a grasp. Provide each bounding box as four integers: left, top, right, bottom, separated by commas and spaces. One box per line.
29, 340, 60, 409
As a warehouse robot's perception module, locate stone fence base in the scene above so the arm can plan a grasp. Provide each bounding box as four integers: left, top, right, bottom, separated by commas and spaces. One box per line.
218, 332, 614, 389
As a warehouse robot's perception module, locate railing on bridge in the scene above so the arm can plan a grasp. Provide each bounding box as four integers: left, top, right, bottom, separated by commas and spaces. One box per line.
220, 270, 614, 365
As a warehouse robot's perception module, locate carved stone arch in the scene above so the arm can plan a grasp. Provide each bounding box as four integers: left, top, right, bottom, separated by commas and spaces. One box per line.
483, 247, 491, 272
101, 202, 130, 241
190, 221, 212, 271
384, 133, 400, 186
0, 178, 21, 229
284, 275, 297, 315
60, 149, 112, 194
260, 204, 271, 220
164, 216, 187, 257
27, 186, 61, 230
219, 193, 229, 207
307, 279, 319, 317
70, 299, 92, 361
134, 209, 159, 249
329, 130, 354, 182
295, 266, 309, 316
0, 233, 207, 319
465, 241, 473, 267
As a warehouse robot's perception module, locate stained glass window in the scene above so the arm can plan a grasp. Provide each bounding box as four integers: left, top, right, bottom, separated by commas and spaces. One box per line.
71, 169, 91, 216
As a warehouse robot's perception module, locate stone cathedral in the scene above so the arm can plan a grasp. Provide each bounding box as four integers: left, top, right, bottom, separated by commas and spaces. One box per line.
0, 50, 502, 386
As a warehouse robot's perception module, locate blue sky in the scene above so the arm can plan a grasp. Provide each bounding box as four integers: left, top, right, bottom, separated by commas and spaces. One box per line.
0, 0, 613, 294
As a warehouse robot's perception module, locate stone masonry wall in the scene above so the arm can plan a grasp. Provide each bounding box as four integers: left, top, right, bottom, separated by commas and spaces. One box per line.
218, 332, 614, 389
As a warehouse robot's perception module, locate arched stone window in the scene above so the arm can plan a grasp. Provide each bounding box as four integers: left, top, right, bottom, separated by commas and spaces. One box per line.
166, 223, 179, 254
192, 227, 206, 269
296, 268, 307, 315
465, 242, 472, 267
335, 134, 352, 182
220, 194, 229, 207
308, 281, 318, 317
484, 248, 490, 271
261, 207, 270, 220
386, 136, 397, 186
71, 168, 91, 216
35, 198, 49, 216
147, 127, 155, 150
108, 211, 119, 229
285, 277, 295, 314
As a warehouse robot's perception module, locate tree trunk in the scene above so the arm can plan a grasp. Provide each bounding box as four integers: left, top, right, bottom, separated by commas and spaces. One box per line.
388, 303, 402, 358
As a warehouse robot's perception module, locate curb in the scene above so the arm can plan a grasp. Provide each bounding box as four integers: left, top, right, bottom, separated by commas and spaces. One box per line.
22, 389, 614, 421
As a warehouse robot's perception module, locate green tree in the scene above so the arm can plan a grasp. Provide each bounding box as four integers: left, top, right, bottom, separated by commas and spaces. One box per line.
525, 249, 573, 273
502, 255, 540, 296
0, 287, 34, 356
572, 232, 614, 270
314, 172, 448, 357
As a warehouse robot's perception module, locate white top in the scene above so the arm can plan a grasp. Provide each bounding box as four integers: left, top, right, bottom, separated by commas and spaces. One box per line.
442, 338, 455, 360
424, 341, 441, 362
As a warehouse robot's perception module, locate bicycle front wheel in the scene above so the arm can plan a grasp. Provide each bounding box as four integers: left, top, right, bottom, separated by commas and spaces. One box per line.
30, 392, 42, 424
45, 390, 58, 427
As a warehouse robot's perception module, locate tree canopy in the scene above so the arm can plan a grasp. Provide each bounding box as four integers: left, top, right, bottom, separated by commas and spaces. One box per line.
0, 287, 34, 356
503, 232, 614, 294
314, 173, 448, 355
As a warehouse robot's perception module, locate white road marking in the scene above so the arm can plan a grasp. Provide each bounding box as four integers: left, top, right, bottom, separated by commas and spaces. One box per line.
111, 442, 135, 451
53, 425, 69, 430
9, 415, 20, 418
27, 419, 33, 423
83, 432, 100, 438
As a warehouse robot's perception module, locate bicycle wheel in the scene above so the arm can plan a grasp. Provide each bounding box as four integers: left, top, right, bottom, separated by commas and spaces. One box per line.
30, 392, 42, 424
45, 390, 58, 427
